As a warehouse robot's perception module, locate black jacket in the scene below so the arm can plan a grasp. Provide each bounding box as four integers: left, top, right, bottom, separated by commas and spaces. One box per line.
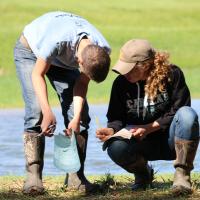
107, 65, 191, 137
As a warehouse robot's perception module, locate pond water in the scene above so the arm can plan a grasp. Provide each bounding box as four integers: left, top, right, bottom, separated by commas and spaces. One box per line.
0, 100, 200, 176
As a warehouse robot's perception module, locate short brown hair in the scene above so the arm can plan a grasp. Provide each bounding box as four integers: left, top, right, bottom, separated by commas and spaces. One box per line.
81, 44, 110, 83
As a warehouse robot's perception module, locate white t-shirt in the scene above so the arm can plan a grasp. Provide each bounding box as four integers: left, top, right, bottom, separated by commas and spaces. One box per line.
23, 11, 111, 69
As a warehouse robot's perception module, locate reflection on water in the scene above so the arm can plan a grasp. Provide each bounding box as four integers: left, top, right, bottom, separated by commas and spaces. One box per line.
0, 101, 200, 176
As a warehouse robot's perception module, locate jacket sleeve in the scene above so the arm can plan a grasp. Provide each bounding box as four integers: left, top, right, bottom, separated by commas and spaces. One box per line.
106, 77, 126, 132
156, 66, 191, 131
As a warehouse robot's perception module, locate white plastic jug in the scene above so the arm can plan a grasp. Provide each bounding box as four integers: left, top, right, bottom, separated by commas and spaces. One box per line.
53, 131, 81, 172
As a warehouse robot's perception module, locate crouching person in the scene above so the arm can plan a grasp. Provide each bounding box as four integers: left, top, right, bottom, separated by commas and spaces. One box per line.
96, 39, 199, 195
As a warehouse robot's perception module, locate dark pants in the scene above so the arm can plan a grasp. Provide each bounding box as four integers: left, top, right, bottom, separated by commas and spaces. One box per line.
107, 106, 199, 170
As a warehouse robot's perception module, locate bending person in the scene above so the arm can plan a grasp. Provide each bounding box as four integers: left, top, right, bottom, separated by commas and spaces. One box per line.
14, 11, 111, 195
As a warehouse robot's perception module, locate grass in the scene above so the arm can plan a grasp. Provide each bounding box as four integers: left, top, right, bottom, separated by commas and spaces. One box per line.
1, 173, 200, 200
1, 0, 200, 107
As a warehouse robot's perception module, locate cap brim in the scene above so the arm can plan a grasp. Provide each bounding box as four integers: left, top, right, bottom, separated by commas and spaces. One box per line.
112, 60, 136, 75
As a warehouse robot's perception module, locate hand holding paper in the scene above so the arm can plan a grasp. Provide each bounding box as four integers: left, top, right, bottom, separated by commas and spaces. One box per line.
96, 128, 114, 142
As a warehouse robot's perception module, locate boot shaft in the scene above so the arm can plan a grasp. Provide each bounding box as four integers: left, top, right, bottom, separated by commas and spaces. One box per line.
23, 132, 45, 164
123, 156, 153, 185
23, 132, 45, 194
75, 130, 88, 177
64, 130, 89, 186
174, 138, 199, 170
64, 130, 100, 193
125, 156, 147, 174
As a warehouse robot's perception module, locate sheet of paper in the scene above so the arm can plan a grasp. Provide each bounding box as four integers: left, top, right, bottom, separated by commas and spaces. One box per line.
108, 125, 135, 140
102, 125, 136, 150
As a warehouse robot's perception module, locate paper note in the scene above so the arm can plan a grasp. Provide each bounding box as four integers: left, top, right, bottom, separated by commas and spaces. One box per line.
108, 125, 135, 140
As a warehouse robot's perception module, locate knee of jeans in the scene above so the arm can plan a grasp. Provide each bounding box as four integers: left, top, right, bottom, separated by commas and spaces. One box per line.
29, 101, 41, 116
107, 140, 132, 166
176, 106, 198, 126
24, 102, 42, 128
176, 106, 199, 138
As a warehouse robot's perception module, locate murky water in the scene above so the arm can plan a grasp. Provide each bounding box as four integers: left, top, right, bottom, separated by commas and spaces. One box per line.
0, 101, 200, 176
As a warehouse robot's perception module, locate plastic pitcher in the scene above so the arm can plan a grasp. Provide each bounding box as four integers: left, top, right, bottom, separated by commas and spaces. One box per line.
53, 131, 81, 172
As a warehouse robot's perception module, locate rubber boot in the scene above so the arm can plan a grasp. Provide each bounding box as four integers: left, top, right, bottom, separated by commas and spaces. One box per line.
172, 138, 199, 196
64, 130, 99, 193
23, 132, 45, 195
125, 156, 153, 191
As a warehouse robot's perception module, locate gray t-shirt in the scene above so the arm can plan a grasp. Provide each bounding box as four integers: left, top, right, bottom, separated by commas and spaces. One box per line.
23, 11, 111, 69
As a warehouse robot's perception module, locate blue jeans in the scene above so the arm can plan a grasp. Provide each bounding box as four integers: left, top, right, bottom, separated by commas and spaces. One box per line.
107, 106, 199, 167
14, 39, 90, 132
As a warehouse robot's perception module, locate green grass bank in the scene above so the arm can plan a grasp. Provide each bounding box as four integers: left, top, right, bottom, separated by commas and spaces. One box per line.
1, 174, 200, 200
0, 0, 200, 108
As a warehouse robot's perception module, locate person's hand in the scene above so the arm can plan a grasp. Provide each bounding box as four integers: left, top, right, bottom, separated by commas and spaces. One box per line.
65, 118, 80, 136
96, 128, 114, 142
129, 122, 160, 141
41, 111, 56, 137
130, 127, 147, 140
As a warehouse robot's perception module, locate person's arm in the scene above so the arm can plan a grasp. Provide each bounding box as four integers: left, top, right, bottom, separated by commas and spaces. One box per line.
32, 58, 56, 135
95, 77, 126, 142
131, 67, 190, 140
67, 72, 90, 134
130, 121, 160, 140
106, 76, 126, 132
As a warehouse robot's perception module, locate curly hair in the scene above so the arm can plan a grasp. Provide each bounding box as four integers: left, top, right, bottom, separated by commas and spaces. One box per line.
145, 51, 172, 100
